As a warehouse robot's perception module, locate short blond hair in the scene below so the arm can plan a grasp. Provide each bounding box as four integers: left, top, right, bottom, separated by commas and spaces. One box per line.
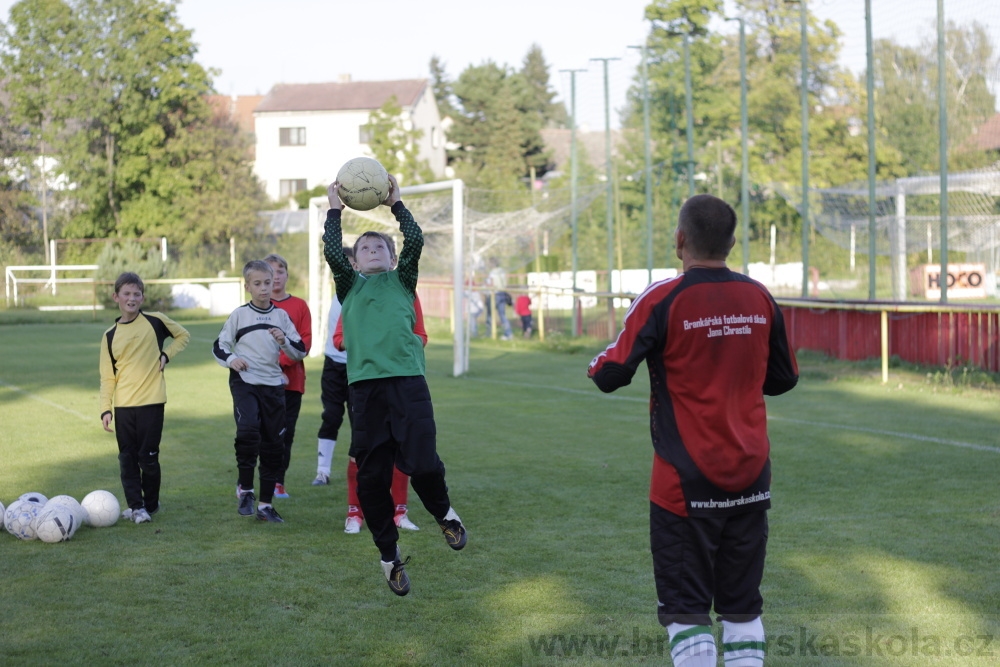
263, 253, 288, 271
243, 259, 273, 281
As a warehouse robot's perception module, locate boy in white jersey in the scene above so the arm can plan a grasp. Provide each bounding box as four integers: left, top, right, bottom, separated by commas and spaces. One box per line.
212, 260, 307, 522
323, 174, 466, 596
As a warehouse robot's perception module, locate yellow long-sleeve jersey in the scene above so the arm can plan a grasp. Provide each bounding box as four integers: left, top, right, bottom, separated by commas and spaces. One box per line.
99, 311, 191, 416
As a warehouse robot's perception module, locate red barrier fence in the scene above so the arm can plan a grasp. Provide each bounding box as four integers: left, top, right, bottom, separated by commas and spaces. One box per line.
778, 299, 1000, 374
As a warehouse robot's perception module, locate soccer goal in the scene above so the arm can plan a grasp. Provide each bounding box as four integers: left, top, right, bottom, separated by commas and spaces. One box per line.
308, 179, 468, 377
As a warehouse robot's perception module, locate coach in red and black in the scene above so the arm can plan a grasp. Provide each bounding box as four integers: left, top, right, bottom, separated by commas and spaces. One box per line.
588, 194, 798, 667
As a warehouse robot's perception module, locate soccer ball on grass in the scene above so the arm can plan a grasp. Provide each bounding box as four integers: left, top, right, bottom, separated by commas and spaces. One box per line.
35, 504, 77, 543
336, 157, 390, 211
19, 491, 48, 506
81, 490, 120, 527
5, 499, 42, 540
46, 495, 87, 530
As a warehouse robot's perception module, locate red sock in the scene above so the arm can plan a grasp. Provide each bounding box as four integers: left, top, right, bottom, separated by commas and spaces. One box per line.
347, 459, 362, 518
391, 466, 409, 512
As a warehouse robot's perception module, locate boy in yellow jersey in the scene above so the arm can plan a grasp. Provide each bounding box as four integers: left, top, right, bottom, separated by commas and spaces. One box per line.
100, 272, 191, 524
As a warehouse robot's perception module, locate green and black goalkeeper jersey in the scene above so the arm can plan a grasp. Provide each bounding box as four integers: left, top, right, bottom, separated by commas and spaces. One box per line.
323, 201, 425, 383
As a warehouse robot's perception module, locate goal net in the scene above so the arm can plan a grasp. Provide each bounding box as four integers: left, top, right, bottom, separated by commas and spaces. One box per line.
308, 179, 604, 377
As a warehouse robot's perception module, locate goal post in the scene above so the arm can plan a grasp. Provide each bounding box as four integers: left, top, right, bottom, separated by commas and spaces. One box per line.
308, 179, 468, 377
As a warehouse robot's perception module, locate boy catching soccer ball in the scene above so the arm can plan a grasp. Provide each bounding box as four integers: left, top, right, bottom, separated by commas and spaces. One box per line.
99, 272, 190, 524
213, 260, 307, 523
324, 173, 467, 596
588, 195, 798, 667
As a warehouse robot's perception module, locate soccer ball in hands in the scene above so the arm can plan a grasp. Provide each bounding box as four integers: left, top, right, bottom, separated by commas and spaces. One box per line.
81, 490, 120, 527
336, 157, 390, 211
35, 505, 77, 543
5, 499, 42, 540
46, 495, 87, 530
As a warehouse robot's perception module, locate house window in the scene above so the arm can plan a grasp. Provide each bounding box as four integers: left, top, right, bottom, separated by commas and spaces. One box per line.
431, 126, 441, 149
279, 179, 307, 198
359, 125, 373, 144
279, 127, 306, 146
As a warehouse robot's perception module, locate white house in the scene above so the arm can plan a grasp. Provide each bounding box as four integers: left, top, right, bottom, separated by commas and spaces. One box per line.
253, 78, 447, 202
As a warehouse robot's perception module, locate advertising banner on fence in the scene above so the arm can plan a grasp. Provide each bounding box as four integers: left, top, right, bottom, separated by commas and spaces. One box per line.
910, 263, 986, 299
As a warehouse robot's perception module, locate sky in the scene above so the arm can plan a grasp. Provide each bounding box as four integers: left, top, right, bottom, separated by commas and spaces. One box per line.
0, 0, 997, 126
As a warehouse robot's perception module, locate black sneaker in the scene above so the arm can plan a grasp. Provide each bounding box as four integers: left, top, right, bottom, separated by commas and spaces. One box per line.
380, 549, 411, 596
437, 516, 467, 551
256, 505, 284, 523
238, 490, 256, 516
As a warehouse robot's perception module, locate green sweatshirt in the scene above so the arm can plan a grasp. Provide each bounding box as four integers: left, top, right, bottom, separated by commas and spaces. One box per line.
323, 201, 425, 383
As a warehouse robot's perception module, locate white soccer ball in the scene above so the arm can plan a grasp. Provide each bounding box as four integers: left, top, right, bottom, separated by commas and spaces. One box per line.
336, 157, 390, 211
35, 505, 76, 543
19, 491, 48, 506
81, 490, 120, 527
5, 499, 41, 540
46, 496, 87, 531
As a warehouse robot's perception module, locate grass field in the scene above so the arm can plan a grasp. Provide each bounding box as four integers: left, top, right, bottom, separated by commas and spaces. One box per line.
1, 316, 999, 666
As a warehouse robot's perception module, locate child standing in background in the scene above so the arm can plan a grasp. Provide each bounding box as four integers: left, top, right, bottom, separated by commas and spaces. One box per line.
99, 272, 190, 524
265, 253, 312, 499
213, 260, 307, 523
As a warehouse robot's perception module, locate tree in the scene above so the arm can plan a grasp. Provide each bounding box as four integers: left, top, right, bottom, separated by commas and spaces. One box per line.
632, 0, 905, 249
363, 96, 435, 187
429, 55, 457, 121
0, 0, 266, 249
873, 21, 998, 175
445, 46, 563, 189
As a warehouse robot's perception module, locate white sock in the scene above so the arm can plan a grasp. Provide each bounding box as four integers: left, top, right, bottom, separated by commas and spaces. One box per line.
667, 623, 717, 667
257, 502, 271, 510
317, 438, 336, 476
722, 618, 765, 667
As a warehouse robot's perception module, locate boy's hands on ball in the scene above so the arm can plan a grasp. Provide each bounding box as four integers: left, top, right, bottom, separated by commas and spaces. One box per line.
327, 181, 343, 211
382, 174, 401, 208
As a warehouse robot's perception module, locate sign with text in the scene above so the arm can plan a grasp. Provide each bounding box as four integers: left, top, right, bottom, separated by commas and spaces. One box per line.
910, 263, 986, 299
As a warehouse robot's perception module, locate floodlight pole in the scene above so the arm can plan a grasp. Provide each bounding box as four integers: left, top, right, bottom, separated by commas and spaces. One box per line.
937, 0, 949, 303
561, 68, 587, 336
592, 56, 620, 338
725, 16, 750, 274
629, 43, 655, 285
865, 0, 877, 300
683, 34, 696, 197
785, 0, 810, 297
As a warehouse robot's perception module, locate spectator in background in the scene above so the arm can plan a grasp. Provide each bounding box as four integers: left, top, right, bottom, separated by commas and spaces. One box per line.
515, 293, 533, 338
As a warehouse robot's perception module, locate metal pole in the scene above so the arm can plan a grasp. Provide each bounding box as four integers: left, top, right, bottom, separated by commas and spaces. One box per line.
937, 0, 949, 303
866, 0, 877, 300
727, 17, 750, 274
629, 44, 656, 285
561, 68, 587, 336
798, 0, 810, 298
591, 57, 620, 338
683, 34, 696, 197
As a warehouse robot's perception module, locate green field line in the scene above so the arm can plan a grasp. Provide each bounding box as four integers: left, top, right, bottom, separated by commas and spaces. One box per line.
0, 377, 90, 421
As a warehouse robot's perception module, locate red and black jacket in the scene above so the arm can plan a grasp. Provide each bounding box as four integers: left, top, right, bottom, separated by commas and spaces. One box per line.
588, 268, 798, 517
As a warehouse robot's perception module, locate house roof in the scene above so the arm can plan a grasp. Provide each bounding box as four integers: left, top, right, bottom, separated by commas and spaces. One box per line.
255, 79, 428, 114
970, 113, 1000, 152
